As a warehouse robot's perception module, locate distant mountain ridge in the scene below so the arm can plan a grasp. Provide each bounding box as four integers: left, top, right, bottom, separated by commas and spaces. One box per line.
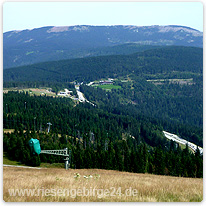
3, 25, 203, 69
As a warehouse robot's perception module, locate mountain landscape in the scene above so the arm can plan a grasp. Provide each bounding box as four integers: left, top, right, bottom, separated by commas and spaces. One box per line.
3, 24, 203, 190
3, 46, 202, 83
3, 25, 203, 69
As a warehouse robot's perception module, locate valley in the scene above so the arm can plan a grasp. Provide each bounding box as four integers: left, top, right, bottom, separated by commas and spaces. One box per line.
3, 73, 203, 154
3, 32, 203, 192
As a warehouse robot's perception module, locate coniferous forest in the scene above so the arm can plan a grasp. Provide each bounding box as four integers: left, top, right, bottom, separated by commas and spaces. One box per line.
3, 46, 203, 178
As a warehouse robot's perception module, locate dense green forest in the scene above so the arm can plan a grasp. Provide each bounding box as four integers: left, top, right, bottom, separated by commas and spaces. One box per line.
3, 91, 203, 178
3, 46, 202, 83
3, 130, 203, 178
3, 46, 203, 178
3, 91, 168, 147
80, 76, 203, 137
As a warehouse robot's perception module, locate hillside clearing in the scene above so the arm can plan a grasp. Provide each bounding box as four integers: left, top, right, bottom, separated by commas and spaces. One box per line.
3, 88, 56, 97
3, 167, 203, 202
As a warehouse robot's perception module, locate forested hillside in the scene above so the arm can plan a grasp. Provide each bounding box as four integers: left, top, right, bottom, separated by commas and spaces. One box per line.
3, 91, 203, 177
80, 76, 203, 130
3, 45, 203, 178
3, 46, 202, 82
3, 46, 203, 130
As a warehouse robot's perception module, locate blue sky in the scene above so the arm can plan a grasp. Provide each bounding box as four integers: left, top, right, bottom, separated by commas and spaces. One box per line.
3, 1, 203, 33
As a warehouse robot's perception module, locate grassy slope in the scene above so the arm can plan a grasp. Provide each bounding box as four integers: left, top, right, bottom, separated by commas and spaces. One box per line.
3, 167, 203, 202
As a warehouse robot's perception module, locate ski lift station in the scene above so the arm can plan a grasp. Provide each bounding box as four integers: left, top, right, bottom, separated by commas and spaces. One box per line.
28, 138, 71, 169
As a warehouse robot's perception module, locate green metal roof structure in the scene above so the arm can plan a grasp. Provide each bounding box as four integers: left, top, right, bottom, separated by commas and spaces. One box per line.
28, 138, 41, 155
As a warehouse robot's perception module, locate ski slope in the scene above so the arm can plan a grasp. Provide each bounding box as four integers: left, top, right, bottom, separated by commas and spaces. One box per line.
163, 131, 203, 154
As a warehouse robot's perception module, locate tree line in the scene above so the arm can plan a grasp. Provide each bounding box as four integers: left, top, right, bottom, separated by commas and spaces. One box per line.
3, 129, 203, 178
3, 91, 203, 178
